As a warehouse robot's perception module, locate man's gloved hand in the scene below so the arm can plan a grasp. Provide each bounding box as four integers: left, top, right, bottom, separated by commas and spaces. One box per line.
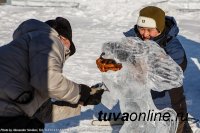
79, 84, 91, 105
85, 89, 104, 106
79, 84, 104, 106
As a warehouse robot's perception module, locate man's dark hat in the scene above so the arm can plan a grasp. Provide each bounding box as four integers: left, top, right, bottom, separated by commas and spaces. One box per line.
45, 17, 76, 56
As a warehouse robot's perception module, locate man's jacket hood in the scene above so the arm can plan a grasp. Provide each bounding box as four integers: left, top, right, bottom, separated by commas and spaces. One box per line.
166, 16, 179, 37
13, 19, 54, 40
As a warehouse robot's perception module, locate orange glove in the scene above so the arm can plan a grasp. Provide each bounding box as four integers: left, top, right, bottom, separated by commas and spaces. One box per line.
96, 56, 122, 72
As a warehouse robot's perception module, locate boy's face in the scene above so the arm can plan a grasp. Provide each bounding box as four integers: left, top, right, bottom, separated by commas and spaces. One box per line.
137, 26, 161, 41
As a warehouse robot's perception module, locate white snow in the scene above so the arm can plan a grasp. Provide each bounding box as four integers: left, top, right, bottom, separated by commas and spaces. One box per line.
191, 58, 200, 71
0, 0, 200, 132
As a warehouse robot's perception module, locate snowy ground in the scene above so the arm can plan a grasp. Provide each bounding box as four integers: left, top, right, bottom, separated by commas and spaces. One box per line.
0, 0, 200, 132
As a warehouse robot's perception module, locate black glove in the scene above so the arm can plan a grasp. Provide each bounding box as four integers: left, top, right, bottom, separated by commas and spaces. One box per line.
85, 89, 104, 106
79, 84, 91, 105
79, 84, 104, 106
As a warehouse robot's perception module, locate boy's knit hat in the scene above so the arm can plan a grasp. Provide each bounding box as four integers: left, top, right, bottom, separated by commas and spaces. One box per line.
137, 6, 165, 33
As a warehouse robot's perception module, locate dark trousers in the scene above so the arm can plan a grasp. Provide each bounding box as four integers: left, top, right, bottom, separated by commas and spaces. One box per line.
151, 86, 192, 133
0, 116, 44, 132
169, 86, 192, 133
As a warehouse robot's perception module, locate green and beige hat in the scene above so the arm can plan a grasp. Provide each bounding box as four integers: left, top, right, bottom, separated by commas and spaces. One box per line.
137, 6, 165, 33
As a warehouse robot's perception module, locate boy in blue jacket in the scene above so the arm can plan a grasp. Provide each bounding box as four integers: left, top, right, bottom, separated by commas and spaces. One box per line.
124, 6, 192, 133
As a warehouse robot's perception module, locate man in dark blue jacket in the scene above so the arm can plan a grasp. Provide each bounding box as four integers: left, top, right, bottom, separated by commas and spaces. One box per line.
124, 6, 191, 133
0, 17, 104, 131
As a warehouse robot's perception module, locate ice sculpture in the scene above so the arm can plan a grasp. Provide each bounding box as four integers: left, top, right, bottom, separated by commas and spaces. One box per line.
100, 37, 184, 133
